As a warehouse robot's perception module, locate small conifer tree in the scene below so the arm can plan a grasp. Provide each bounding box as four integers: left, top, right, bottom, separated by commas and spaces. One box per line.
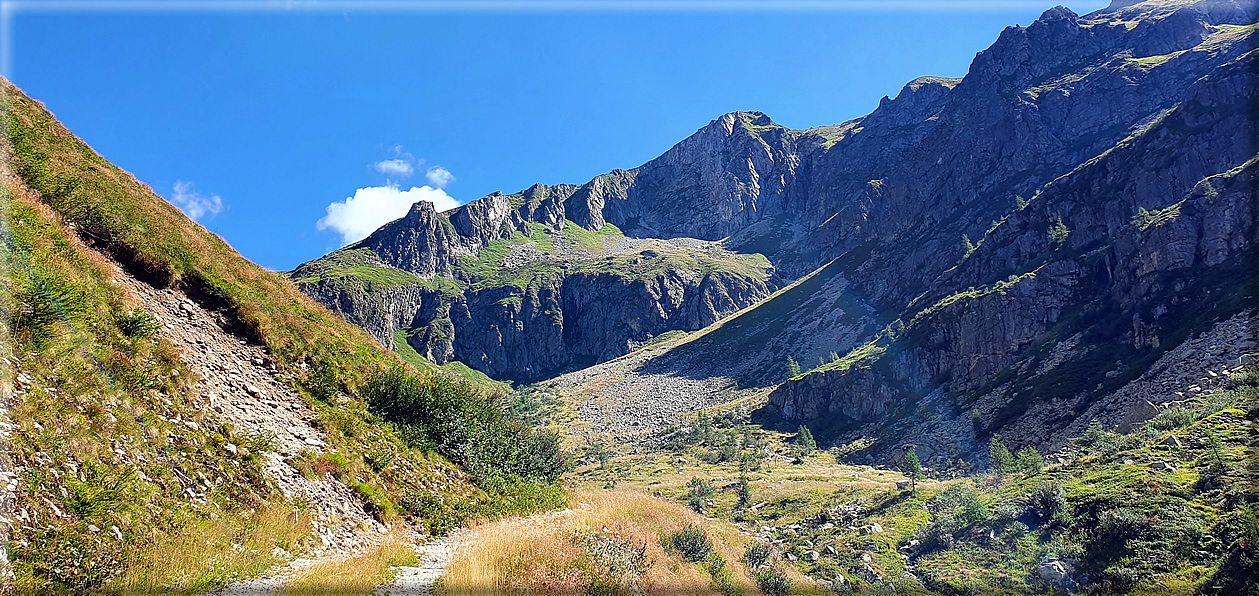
900, 447, 923, 492
796, 425, 816, 456
989, 434, 1015, 476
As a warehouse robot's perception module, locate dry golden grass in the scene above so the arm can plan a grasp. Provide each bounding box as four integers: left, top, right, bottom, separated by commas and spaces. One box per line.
118, 503, 313, 594
440, 489, 760, 595
277, 531, 418, 596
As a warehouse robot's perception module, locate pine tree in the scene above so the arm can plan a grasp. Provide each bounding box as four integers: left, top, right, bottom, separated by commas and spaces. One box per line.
989, 434, 1015, 476
796, 425, 816, 456
900, 447, 923, 492
1016, 446, 1043, 476
786, 356, 802, 377
736, 476, 752, 510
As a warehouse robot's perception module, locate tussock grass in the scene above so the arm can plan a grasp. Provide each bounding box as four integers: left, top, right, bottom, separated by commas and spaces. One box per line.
119, 503, 312, 594
440, 489, 760, 595
277, 531, 418, 596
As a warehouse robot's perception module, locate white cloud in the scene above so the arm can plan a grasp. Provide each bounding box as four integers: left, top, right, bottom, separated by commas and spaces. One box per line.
373, 159, 414, 178
168, 180, 222, 222
425, 165, 455, 188
317, 184, 458, 246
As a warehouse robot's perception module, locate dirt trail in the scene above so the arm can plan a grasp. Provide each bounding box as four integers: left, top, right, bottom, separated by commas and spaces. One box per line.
374, 531, 463, 595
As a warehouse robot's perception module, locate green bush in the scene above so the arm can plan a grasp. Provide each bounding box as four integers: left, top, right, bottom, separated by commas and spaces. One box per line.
956, 489, 993, 527
755, 568, 791, 596
742, 542, 771, 568
362, 366, 568, 482
16, 526, 128, 592
62, 462, 135, 518
686, 477, 715, 513
302, 359, 340, 402
1026, 480, 1066, 521
796, 425, 816, 456
364, 448, 396, 473
667, 525, 713, 563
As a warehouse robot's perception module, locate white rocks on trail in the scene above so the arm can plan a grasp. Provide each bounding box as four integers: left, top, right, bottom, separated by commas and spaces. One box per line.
375, 531, 462, 596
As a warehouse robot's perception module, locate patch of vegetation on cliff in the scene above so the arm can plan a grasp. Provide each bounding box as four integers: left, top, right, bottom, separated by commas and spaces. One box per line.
391, 329, 508, 391
561, 219, 623, 252
291, 247, 464, 296
1130, 200, 1184, 231
795, 338, 888, 380
909, 270, 1038, 328
572, 246, 772, 284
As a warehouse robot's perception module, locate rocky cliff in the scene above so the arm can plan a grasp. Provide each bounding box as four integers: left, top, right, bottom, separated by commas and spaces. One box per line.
295, 0, 1257, 455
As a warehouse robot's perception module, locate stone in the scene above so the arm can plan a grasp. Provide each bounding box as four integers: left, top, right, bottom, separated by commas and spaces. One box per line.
1036, 558, 1069, 584
806, 550, 820, 562
896, 480, 912, 490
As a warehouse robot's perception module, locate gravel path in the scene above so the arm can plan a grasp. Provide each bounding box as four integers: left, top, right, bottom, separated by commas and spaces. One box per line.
375, 531, 463, 595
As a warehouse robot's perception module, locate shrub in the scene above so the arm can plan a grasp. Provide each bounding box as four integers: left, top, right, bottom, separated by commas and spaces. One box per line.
755, 568, 792, 596
742, 542, 772, 568
994, 503, 1022, 524
571, 530, 652, 593
667, 525, 713, 562
63, 462, 135, 518
956, 490, 993, 527
352, 481, 398, 522
1048, 218, 1070, 245
362, 366, 568, 483
687, 477, 715, 513
17, 526, 128, 592
364, 449, 395, 472
1146, 407, 1197, 431
302, 359, 340, 402
1026, 480, 1066, 521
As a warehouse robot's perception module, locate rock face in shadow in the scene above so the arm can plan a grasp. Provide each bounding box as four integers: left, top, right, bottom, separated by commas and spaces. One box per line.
294, 0, 1258, 456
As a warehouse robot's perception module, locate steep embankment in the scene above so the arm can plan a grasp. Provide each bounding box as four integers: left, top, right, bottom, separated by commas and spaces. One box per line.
0, 77, 565, 593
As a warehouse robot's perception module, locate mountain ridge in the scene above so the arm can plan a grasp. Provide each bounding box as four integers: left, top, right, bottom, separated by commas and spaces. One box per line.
293, 0, 1257, 456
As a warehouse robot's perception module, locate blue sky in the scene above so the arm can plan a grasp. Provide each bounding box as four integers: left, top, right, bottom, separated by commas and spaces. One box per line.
7, 1, 1107, 271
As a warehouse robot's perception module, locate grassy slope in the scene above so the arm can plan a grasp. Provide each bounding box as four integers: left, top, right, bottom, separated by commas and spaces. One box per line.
573, 371, 1258, 594
3, 79, 403, 387
441, 489, 825, 596
1, 78, 561, 593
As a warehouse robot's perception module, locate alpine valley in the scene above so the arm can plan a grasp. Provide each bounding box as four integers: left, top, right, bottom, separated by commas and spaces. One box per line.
3, 0, 1257, 594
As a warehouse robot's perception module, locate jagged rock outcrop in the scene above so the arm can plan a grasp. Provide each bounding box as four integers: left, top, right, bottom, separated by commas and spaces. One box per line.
769, 23, 1258, 455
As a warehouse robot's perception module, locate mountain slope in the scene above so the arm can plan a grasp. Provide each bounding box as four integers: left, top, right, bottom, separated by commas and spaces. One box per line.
1, 78, 566, 593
